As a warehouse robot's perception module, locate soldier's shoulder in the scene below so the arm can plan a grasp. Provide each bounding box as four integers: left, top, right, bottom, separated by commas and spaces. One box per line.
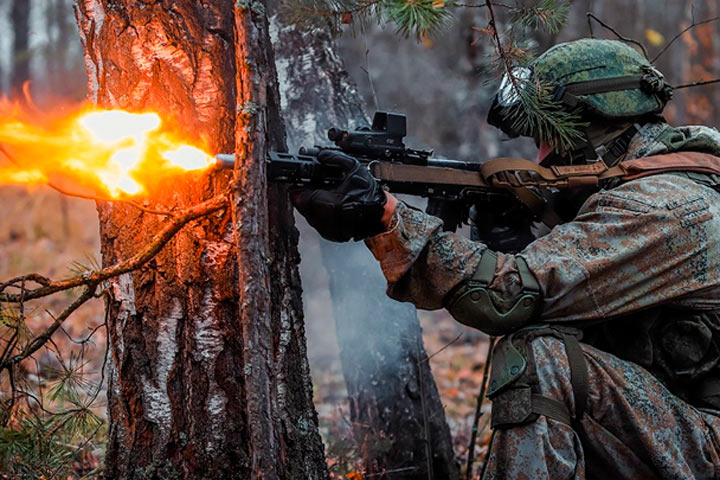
590, 172, 718, 214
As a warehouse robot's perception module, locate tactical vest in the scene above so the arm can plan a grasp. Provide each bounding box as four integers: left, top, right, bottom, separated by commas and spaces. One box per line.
580, 308, 720, 411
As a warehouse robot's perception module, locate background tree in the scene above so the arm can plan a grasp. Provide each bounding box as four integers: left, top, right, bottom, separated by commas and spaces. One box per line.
271, 5, 460, 478
11, 0, 30, 95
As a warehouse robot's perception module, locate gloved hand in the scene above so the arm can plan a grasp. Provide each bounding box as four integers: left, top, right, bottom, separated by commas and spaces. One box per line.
469, 196, 535, 253
290, 149, 387, 242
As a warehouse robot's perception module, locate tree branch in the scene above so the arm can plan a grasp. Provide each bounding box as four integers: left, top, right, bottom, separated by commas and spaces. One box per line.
4, 286, 96, 368
586, 12, 648, 59
651, 15, 720, 63
465, 336, 496, 480
0, 193, 229, 302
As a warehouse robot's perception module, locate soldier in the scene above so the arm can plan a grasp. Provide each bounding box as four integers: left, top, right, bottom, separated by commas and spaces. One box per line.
292, 39, 720, 478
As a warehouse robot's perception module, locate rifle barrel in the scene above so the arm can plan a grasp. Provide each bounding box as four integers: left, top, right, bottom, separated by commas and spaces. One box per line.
215, 153, 235, 169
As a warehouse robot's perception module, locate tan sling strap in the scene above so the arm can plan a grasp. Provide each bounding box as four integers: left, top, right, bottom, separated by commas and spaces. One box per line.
480, 152, 720, 190
480, 151, 720, 190
478, 152, 720, 226
371, 152, 720, 191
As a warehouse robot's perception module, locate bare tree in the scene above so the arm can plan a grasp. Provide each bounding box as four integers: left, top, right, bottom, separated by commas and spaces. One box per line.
271, 9, 460, 478
11, 0, 31, 94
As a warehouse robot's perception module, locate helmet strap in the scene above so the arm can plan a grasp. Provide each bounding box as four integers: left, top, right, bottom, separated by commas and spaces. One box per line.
542, 123, 639, 167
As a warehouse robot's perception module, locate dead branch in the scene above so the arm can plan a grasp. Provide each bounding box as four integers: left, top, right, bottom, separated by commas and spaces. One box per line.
465, 336, 496, 480
4, 286, 96, 368
586, 12, 648, 59
652, 14, 720, 63
0, 193, 229, 303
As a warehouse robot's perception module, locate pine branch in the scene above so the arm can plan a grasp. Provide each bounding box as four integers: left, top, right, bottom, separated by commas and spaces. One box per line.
283, 0, 452, 38
482, 0, 584, 149
386, 0, 453, 38
5, 287, 96, 369
509, 0, 569, 35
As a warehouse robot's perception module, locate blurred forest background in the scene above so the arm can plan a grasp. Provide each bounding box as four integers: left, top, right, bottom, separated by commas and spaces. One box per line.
0, 0, 719, 477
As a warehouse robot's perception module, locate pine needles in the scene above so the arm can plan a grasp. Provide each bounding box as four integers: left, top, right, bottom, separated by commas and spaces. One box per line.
502, 79, 587, 150
283, 0, 452, 38
508, 0, 569, 35
386, 0, 452, 38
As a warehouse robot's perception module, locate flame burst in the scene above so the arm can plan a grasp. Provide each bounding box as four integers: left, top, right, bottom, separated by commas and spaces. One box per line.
0, 99, 215, 198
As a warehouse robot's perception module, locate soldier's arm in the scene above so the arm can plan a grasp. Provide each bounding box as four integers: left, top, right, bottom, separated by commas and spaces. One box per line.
367, 174, 720, 333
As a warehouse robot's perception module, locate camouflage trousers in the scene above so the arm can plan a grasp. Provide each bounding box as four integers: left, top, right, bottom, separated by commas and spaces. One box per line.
483, 333, 720, 479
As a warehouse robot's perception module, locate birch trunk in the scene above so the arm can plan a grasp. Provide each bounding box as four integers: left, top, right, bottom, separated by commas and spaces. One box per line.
74, 1, 327, 478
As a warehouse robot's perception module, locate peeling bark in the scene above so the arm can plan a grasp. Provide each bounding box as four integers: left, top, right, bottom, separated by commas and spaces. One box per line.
270, 12, 460, 479
74, 1, 327, 478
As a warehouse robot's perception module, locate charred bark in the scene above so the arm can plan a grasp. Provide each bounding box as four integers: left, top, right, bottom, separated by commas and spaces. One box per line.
270, 13, 460, 479
74, 1, 327, 479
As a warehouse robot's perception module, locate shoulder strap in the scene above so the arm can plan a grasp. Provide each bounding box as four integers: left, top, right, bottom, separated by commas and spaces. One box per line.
607, 152, 720, 182
480, 152, 720, 189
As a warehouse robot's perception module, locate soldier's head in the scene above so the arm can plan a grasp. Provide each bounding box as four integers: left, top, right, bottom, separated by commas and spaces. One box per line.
487, 38, 674, 165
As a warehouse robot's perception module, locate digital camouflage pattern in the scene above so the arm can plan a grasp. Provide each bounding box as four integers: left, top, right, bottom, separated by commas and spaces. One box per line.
365, 121, 720, 479
532, 39, 668, 119
483, 335, 720, 479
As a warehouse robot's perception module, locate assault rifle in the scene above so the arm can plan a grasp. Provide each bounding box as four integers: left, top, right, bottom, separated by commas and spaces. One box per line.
216, 111, 533, 237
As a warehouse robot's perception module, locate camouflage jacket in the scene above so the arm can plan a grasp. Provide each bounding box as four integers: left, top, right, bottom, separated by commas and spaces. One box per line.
365, 122, 720, 326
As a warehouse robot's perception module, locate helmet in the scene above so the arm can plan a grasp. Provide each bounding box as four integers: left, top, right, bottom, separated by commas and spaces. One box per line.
488, 39, 674, 148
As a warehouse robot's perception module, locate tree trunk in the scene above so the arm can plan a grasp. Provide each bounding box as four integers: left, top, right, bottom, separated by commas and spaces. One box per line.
271, 14, 460, 479
74, 1, 327, 479
11, 0, 31, 94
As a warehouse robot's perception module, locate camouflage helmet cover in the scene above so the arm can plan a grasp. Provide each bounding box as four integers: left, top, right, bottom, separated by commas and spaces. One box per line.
533, 38, 669, 118
488, 38, 674, 140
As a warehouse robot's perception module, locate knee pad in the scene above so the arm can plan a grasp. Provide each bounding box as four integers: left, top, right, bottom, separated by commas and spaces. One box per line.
487, 325, 588, 429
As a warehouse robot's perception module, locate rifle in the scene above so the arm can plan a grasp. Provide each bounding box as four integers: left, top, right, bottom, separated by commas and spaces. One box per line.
215, 111, 534, 237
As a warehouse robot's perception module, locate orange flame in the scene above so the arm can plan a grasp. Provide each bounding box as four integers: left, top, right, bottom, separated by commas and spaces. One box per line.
0, 99, 215, 198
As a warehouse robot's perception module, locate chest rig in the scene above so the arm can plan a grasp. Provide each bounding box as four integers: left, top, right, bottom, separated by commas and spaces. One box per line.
582, 307, 720, 412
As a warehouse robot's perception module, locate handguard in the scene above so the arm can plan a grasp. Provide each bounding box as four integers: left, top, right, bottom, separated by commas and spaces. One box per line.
444, 250, 541, 336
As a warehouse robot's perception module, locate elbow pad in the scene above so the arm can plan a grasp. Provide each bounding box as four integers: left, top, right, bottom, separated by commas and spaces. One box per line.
444, 250, 541, 336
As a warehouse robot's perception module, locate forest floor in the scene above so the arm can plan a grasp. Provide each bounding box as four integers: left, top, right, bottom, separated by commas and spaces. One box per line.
0, 186, 492, 479
310, 311, 493, 479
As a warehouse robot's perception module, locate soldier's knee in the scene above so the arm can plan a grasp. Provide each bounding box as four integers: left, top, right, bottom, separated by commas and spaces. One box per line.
487, 326, 588, 429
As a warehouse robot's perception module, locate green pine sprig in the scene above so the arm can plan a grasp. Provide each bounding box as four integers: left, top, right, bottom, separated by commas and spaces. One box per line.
502, 77, 587, 150
282, 0, 452, 38
386, 0, 453, 38
509, 0, 569, 35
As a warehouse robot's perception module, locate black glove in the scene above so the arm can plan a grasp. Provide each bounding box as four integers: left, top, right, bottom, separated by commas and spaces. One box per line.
469, 195, 535, 253
290, 150, 387, 242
